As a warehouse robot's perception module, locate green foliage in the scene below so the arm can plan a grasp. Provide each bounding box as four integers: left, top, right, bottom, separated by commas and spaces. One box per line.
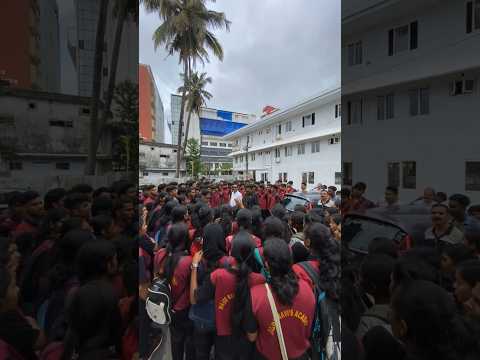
185, 138, 201, 178
111, 80, 139, 173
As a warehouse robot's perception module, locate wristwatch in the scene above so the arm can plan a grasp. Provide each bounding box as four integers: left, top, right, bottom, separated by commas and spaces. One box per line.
191, 263, 199, 270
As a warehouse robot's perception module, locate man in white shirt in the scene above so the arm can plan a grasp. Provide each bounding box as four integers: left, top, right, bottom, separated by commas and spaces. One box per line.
318, 190, 335, 208
229, 184, 243, 208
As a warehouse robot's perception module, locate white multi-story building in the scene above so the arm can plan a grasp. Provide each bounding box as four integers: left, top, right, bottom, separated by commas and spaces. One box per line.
223, 88, 341, 189
342, 0, 480, 203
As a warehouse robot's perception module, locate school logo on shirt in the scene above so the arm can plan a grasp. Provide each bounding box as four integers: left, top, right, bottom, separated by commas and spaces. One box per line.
267, 309, 309, 335
217, 292, 234, 310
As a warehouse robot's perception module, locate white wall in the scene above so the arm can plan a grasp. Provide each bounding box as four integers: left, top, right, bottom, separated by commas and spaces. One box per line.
230, 97, 342, 189
342, 0, 480, 203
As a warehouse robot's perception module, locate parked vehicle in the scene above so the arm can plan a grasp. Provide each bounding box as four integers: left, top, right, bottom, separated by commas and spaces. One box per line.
283, 192, 321, 212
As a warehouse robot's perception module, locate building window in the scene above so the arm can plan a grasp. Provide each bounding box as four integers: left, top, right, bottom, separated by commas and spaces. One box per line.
285, 146, 292, 157
402, 161, 416, 189
275, 148, 281, 158
302, 172, 308, 184
335, 172, 342, 185
78, 40, 84, 49
308, 172, 315, 184
466, 161, 480, 191
143, 172, 149, 176
311, 141, 320, 153
387, 162, 400, 188
388, 21, 418, 56
377, 93, 395, 120
343, 162, 353, 186
162, 172, 169, 176
335, 104, 341, 118
210, 142, 217, 146
266, 127, 271, 134
277, 124, 282, 135
9, 161, 22, 170
219, 143, 227, 147
278, 173, 283, 181
251, 153, 255, 161
286, 121, 292, 132
329, 136, 340, 145
409, 88, 430, 116
55, 162, 70, 170
80, 107, 90, 116
201, 141, 208, 146
347, 99, 363, 125
49, 120, 73, 127
240, 156, 244, 163
466, 1, 480, 33
228, 143, 233, 147
235, 157, 238, 164
450, 79, 475, 96
297, 143, 305, 155
347, 41, 362, 66
283, 173, 288, 182
302, 113, 315, 127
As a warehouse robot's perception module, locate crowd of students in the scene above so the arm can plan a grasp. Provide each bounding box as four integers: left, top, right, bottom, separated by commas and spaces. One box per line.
341, 182, 480, 360
0, 181, 138, 359
139, 180, 341, 360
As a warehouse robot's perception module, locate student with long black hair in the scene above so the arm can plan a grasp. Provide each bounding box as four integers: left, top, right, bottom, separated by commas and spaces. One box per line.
191, 230, 265, 360
225, 209, 262, 255
189, 223, 229, 360
244, 238, 315, 360
164, 223, 194, 360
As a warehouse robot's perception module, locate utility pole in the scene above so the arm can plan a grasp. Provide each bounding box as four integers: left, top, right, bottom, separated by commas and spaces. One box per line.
245, 135, 250, 181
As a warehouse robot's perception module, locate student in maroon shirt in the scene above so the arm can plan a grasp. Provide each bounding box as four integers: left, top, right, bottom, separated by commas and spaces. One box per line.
222, 186, 231, 205
225, 209, 262, 255
244, 239, 315, 360
188, 223, 230, 360
191, 231, 265, 360
257, 185, 270, 219
163, 223, 194, 360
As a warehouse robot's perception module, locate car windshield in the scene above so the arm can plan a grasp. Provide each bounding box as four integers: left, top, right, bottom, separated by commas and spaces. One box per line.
343, 216, 406, 253
283, 196, 307, 211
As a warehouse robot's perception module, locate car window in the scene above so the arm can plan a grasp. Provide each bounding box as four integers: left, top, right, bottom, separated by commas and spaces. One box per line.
343, 217, 406, 253
283, 196, 307, 211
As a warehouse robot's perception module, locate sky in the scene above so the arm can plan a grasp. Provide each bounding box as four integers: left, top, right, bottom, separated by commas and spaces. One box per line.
140, 0, 341, 142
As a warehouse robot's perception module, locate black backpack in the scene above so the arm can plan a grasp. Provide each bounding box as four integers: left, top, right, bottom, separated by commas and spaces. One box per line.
298, 261, 341, 360
146, 277, 172, 325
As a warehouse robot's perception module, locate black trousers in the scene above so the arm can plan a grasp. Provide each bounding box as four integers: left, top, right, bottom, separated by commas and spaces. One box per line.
253, 348, 310, 360
193, 326, 215, 360
170, 309, 195, 360
215, 335, 254, 360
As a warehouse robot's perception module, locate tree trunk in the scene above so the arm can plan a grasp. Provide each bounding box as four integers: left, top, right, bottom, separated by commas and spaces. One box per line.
85, 0, 109, 175
182, 109, 193, 155
94, 0, 128, 172
175, 60, 189, 178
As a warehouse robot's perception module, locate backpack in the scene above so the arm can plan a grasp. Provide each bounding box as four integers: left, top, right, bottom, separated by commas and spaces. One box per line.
188, 258, 230, 331
298, 262, 340, 360
146, 277, 172, 325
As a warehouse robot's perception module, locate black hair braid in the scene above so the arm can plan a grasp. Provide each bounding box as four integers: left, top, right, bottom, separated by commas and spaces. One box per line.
270, 269, 299, 306
231, 260, 252, 335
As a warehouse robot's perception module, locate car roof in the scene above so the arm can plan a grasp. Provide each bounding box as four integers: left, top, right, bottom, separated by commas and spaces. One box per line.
288, 192, 321, 200
345, 206, 431, 243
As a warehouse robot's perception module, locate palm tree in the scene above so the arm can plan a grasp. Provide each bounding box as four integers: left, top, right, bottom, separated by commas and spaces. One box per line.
141, 0, 230, 177
178, 71, 212, 154
86, 0, 138, 175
